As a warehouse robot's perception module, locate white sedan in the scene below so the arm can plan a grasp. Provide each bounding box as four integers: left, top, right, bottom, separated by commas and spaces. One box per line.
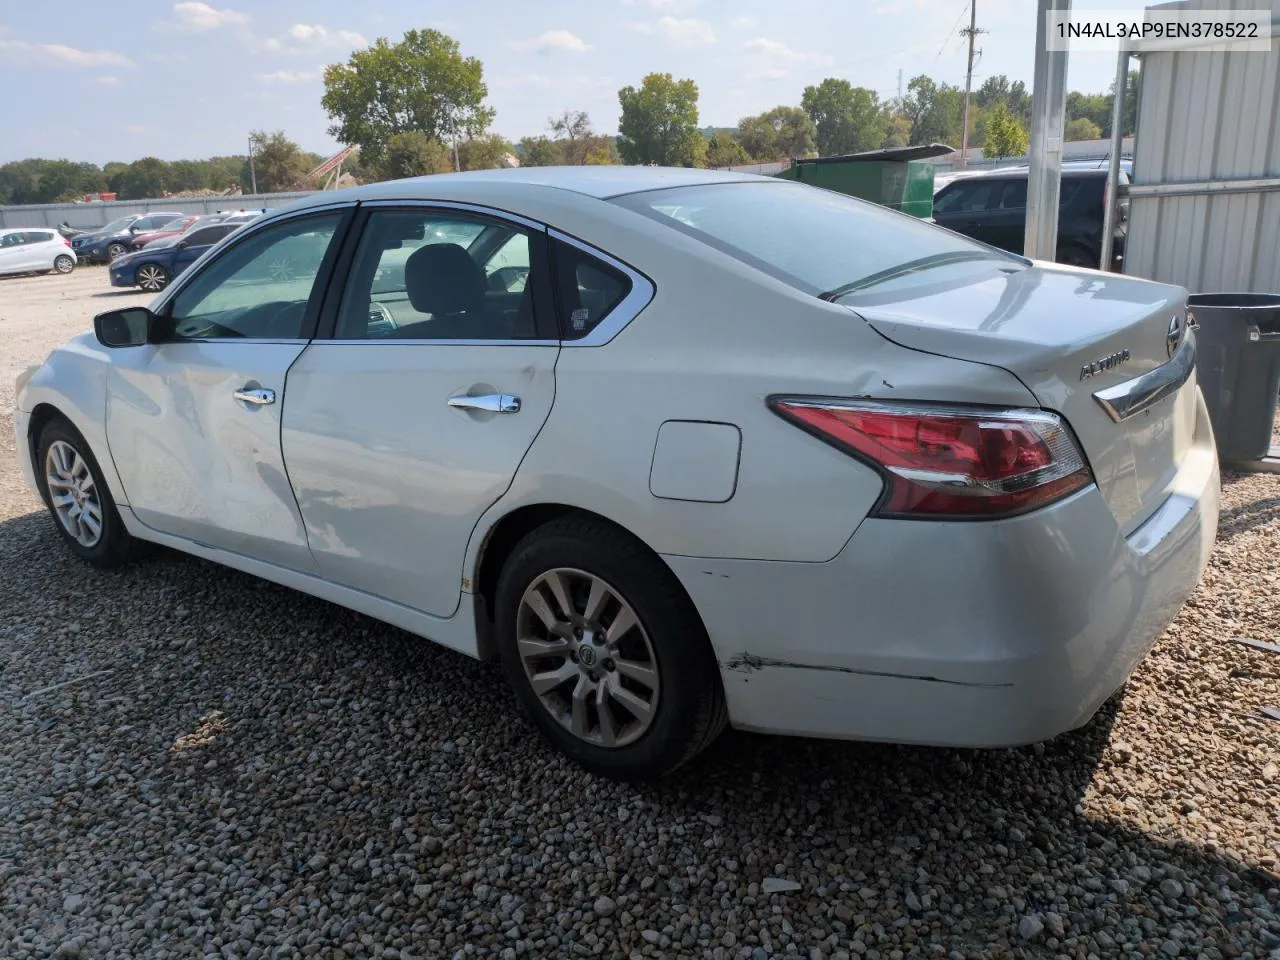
0, 227, 77, 277
13, 167, 1219, 779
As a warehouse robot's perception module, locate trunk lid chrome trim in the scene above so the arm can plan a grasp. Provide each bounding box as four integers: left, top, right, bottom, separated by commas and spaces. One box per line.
1092, 331, 1196, 424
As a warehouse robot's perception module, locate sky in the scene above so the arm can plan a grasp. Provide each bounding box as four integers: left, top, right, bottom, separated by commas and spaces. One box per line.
0, 0, 1155, 165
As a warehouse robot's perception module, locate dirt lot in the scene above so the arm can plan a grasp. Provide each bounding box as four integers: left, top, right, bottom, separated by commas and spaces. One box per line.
1, 266, 1278, 959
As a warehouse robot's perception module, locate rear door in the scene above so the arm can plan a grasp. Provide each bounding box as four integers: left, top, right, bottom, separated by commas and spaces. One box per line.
979, 179, 1027, 254
931, 178, 1000, 241
280, 202, 560, 618
0, 231, 23, 274
104, 207, 352, 570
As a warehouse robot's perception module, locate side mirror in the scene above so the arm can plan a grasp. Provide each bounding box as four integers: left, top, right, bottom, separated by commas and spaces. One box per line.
176, 240, 188, 249
94, 307, 153, 348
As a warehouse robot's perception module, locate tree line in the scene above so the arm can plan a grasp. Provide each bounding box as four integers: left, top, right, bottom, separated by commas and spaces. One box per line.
0, 26, 1140, 205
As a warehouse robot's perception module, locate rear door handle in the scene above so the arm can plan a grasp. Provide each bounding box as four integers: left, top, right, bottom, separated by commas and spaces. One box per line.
447, 393, 521, 414
233, 387, 276, 405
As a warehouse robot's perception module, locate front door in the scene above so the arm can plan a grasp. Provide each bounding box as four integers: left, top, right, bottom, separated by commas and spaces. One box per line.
104, 209, 349, 571
281, 205, 560, 618
931, 178, 999, 242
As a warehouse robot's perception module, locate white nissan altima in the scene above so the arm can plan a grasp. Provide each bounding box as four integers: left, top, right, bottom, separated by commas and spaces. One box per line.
14, 167, 1220, 779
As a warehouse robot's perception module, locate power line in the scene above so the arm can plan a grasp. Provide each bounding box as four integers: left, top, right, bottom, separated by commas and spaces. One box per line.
936, 1, 971, 58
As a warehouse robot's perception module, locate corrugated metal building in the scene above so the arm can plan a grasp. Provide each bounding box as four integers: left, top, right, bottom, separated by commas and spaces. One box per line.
1124, 0, 1280, 292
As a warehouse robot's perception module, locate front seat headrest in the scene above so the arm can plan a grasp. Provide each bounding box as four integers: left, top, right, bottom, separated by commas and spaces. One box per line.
404, 243, 486, 316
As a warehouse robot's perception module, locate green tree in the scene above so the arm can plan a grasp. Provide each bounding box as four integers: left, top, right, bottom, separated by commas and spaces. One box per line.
112, 158, 169, 200
381, 130, 453, 178
737, 105, 816, 160
247, 130, 311, 193
1065, 117, 1102, 141
321, 28, 494, 169
0, 163, 39, 204
902, 75, 965, 145
457, 134, 516, 171
882, 114, 912, 149
617, 73, 701, 166
982, 103, 1028, 158
801, 79, 889, 157
550, 109, 594, 164
704, 131, 749, 167
519, 135, 563, 167
584, 138, 618, 165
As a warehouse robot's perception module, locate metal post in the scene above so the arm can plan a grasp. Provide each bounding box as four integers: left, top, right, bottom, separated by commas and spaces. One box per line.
248, 136, 258, 195
1099, 48, 1129, 272
1024, 0, 1070, 261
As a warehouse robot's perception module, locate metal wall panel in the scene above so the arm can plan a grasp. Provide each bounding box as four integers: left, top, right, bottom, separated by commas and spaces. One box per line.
1126, 0, 1280, 292
0, 192, 316, 229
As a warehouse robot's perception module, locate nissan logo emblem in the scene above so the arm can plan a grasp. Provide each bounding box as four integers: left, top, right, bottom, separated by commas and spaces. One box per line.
1166, 315, 1182, 359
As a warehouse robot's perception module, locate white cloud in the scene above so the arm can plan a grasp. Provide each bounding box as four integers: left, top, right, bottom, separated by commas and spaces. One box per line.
170, 2, 249, 31
629, 16, 716, 47
265, 23, 367, 53
742, 37, 833, 65
731, 15, 758, 29
256, 69, 318, 84
125, 124, 148, 134
0, 35, 135, 68
748, 66, 790, 81
93, 75, 122, 86
512, 29, 592, 54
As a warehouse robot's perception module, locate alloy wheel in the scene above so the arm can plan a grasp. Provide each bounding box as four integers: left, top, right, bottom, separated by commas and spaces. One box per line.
107, 243, 127, 261
44, 439, 103, 548
516, 568, 661, 748
54, 255, 74, 274
137, 264, 168, 291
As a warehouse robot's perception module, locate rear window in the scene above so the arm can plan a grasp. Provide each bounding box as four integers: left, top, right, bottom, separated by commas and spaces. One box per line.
614, 180, 1016, 296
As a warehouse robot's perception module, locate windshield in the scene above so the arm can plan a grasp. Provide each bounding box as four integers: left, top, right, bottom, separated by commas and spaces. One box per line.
614, 180, 1021, 296
101, 216, 137, 234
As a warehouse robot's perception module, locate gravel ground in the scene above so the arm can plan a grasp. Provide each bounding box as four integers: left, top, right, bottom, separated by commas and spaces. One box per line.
1, 267, 1278, 959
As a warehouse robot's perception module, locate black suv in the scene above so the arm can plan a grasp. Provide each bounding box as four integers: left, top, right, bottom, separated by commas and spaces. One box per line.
931, 167, 1128, 270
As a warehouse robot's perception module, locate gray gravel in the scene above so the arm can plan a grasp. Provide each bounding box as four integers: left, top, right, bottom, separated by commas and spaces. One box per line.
2, 268, 1279, 958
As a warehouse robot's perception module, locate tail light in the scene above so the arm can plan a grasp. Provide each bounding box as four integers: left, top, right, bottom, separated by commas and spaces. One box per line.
63, 236, 72, 247
769, 398, 1093, 520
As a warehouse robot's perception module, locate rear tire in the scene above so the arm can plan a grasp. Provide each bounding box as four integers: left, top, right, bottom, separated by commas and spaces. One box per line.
106, 242, 127, 261
494, 516, 727, 780
1056, 243, 1096, 268
36, 418, 144, 568
54, 254, 75, 274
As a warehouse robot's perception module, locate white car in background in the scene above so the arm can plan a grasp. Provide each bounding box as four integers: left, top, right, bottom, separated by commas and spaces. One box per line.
0, 228, 76, 278
13, 167, 1220, 779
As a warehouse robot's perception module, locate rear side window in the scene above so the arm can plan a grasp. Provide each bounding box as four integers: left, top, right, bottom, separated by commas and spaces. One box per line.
22, 231, 55, 244
997, 180, 1027, 209
615, 180, 1016, 297
934, 180, 998, 214
1059, 180, 1084, 206
550, 238, 632, 340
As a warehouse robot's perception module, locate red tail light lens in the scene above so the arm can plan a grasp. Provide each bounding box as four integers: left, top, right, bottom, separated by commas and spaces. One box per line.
63, 236, 72, 247
770, 398, 1092, 519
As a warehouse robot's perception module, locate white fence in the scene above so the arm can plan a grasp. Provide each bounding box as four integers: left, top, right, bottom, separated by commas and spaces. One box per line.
0, 191, 318, 229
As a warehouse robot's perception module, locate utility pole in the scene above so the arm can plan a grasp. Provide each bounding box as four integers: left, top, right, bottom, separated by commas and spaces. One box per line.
897, 69, 903, 101
247, 135, 258, 195
959, 3, 987, 167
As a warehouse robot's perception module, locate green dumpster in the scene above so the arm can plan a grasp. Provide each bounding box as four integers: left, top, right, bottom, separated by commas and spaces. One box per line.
773, 143, 955, 218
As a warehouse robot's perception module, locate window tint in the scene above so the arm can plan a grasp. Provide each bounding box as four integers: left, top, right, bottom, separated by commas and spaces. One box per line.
159, 213, 342, 342
1059, 180, 1083, 205
0, 232, 24, 247
185, 227, 224, 246
550, 239, 632, 339
334, 210, 539, 341
23, 231, 54, 244
934, 180, 997, 213
616, 180, 1015, 297
997, 180, 1027, 209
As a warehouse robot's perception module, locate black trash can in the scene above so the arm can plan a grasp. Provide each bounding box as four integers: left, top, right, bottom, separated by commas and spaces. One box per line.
1188, 293, 1280, 464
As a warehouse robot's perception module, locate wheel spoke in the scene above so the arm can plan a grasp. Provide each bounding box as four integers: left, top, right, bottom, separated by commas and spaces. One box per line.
542, 570, 576, 623
570, 676, 591, 738
595, 684, 617, 747
606, 678, 654, 724
81, 512, 102, 538
524, 589, 562, 634
78, 472, 95, 493
82, 499, 102, 522
70, 452, 88, 481
517, 635, 570, 661
50, 443, 70, 476
529, 660, 577, 696
583, 577, 611, 624
605, 604, 638, 644
613, 657, 658, 690
50, 493, 76, 509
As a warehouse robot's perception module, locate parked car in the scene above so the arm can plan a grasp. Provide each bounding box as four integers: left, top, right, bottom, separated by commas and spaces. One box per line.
14, 167, 1219, 779
129, 214, 201, 250
72, 212, 185, 264
0, 228, 76, 277
109, 220, 245, 291
931, 167, 1128, 269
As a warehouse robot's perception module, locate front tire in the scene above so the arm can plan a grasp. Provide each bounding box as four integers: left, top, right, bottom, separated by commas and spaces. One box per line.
36, 418, 142, 568
494, 516, 727, 779
54, 254, 75, 274
136, 263, 169, 291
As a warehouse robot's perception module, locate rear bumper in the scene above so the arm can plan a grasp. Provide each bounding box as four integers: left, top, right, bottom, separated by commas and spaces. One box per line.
665, 389, 1220, 747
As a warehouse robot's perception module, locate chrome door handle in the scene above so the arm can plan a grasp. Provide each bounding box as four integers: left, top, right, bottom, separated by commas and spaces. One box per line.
447, 393, 521, 414
233, 387, 276, 405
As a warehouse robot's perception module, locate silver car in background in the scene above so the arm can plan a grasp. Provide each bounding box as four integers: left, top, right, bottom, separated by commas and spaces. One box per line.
14, 167, 1219, 779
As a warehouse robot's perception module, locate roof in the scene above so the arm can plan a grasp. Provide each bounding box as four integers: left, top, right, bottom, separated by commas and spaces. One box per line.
795, 143, 957, 165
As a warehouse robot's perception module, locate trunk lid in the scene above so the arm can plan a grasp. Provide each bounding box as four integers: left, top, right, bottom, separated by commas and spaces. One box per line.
841, 262, 1196, 534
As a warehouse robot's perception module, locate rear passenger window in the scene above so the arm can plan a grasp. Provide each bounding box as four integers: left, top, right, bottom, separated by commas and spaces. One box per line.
551, 239, 632, 340
1059, 181, 1083, 206
997, 181, 1027, 209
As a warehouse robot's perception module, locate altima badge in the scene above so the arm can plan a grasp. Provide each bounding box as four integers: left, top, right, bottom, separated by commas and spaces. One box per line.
1166, 315, 1182, 359
1079, 349, 1132, 381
